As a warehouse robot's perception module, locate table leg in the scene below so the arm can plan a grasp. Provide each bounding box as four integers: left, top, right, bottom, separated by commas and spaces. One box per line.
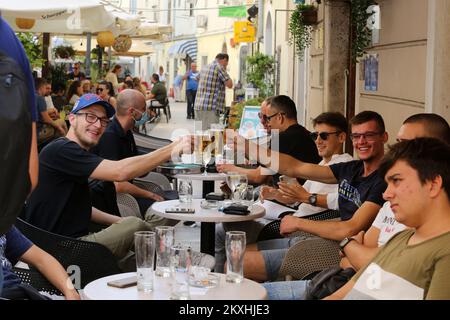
200, 222, 215, 257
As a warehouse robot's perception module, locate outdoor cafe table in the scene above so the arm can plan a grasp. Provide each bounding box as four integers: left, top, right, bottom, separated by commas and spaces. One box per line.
83, 272, 267, 300
148, 199, 265, 257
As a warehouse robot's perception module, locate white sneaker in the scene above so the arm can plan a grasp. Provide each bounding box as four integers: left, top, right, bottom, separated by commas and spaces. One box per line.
190, 251, 216, 270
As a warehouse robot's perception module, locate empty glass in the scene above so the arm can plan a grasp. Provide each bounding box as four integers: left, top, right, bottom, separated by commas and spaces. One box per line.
134, 231, 156, 292
155, 226, 175, 278
170, 245, 191, 300
225, 231, 246, 283
178, 180, 193, 204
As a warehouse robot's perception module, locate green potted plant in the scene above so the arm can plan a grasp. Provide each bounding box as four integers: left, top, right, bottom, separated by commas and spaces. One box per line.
245, 52, 275, 98
288, 4, 317, 60
54, 45, 75, 59
350, 0, 377, 62
16, 32, 44, 69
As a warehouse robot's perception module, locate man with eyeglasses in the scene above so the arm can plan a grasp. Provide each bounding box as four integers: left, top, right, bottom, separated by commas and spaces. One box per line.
262, 112, 449, 299
238, 111, 388, 282
91, 89, 177, 219
23, 93, 191, 271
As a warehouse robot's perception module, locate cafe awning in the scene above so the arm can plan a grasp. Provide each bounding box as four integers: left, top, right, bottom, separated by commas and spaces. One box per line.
167, 39, 197, 62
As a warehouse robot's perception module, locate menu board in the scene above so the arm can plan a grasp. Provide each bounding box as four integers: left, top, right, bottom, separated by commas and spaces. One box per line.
238, 105, 267, 139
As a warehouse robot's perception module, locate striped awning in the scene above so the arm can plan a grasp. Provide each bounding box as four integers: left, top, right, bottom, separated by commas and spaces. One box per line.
167, 39, 197, 62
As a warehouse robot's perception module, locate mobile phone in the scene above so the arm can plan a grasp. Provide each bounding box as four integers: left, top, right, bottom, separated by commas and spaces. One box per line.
107, 276, 137, 288
165, 207, 195, 214
279, 175, 297, 185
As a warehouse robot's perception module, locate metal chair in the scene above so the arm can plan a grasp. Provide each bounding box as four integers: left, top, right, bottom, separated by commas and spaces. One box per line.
15, 218, 122, 289
135, 173, 173, 191
148, 98, 171, 123
116, 192, 141, 218
256, 210, 341, 242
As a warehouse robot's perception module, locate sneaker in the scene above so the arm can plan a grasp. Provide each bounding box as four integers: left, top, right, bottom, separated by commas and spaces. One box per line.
190, 251, 216, 270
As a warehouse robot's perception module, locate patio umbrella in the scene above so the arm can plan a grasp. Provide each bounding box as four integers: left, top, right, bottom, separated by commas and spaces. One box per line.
0, 0, 140, 36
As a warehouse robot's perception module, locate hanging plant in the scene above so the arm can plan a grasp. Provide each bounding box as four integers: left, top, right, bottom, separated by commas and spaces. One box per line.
54, 45, 76, 59
288, 4, 317, 61
350, 0, 377, 62
245, 52, 275, 98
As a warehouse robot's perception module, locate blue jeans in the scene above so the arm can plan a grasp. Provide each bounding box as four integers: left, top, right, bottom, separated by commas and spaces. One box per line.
262, 280, 311, 300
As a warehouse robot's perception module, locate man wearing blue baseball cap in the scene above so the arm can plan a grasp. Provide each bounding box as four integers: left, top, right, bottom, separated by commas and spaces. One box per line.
22, 93, 190, 270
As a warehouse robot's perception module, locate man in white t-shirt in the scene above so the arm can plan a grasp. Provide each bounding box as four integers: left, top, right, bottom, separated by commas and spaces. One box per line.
262, 112, 450, 300
215, 112, 352, 271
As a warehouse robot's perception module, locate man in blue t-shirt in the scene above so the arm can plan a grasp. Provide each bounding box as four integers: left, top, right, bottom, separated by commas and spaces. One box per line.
0, 17, 38, 294
240, 111, 388, 282
182, 62, 199, 119
0, 226, 79, 299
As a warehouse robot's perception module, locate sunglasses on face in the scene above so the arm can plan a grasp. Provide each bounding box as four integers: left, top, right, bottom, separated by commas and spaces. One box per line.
349, 131, 382, 142
96, 88, 104, 92
310, 131, 341, 141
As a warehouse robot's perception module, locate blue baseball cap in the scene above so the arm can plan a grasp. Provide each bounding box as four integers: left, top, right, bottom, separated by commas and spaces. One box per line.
71, 93, 115, 118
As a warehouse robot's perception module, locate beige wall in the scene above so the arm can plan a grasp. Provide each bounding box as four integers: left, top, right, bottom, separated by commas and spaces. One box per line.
356, 0, 428, 143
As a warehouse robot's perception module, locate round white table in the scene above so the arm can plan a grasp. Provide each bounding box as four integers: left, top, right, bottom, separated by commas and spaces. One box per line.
83, 272, 267, 300
148, 199, 265, 256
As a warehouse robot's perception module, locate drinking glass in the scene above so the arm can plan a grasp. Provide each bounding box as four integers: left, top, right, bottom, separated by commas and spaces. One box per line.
134, 231, 156, 292
170, 245, 191, 300
178, 180, 193, 204
155, 226, 175, 278
225, 231, 246, 283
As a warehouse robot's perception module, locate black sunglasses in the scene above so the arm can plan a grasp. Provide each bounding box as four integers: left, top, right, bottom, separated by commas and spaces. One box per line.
310, 131, 341, 141
96, 88, 104, 92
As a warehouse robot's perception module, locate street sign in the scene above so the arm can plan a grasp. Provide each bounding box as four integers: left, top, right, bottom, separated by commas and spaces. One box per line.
234, 21, 256, 43
219, 5, 247, 17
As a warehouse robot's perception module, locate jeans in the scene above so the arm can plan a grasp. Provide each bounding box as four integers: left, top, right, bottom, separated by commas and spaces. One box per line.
186, 89, 196, 118
262, 280, 311, 300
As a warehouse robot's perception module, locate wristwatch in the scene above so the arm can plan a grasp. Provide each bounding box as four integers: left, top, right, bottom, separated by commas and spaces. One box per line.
308, 193, 318, 206
339, 237, 355, 252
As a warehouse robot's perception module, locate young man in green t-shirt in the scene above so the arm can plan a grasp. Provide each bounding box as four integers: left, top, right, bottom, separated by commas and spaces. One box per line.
326, 138, 450, 300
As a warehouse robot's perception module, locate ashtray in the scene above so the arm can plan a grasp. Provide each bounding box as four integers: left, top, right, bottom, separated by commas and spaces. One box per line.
200, 199, 219, 209
188, 267, 219, 288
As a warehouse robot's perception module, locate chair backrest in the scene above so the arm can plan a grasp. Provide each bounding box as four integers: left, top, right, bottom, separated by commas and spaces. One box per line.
116, 193, 141, 218
12, 267, 62, 296
136, 172, 172, 191
15, 218, 122, 289
133, 179, 166, 195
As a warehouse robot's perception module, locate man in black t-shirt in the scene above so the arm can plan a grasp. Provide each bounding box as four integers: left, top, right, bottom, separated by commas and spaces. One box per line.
91, 89, 177, 217
216, 95, 320, 185
23, 93, 188, 270
241, 111, 388, 282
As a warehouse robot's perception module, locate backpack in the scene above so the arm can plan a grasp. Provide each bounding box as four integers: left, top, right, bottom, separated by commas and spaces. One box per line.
0, 50, 32, 235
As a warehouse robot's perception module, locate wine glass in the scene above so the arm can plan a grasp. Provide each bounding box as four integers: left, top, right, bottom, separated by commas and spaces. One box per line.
202, 149, 211, 175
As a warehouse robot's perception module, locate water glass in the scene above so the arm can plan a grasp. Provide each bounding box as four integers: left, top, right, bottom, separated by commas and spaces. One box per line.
155, 226, 175, 278
170, 245, 191, 300
244, 185, 255, 206
134, 231, 156, 292
225, 231, 246, 283
178, 179, 193, 204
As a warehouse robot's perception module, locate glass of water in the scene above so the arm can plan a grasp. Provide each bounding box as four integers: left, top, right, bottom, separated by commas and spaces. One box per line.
134, 231, 155, 292
178, 180, 193, 204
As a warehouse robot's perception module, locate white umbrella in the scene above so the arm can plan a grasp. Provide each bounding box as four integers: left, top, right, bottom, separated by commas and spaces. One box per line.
0, 0, 140, 35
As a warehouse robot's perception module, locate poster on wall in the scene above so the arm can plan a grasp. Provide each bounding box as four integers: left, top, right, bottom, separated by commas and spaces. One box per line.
364, 54, 379, 91
239, 106, 267, 139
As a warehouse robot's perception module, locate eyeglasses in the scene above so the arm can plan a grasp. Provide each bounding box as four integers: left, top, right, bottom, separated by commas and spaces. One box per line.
75, 112, 110, 127
96, 88, 104, 92
264, 112, 283, 122
310, 131, 341, 141
349, 131, 382, 142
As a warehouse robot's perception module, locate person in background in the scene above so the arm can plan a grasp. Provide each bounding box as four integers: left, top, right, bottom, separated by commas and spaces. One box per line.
147, 73, 167, 121
132, 77, 147, 96
105, 64, 122, 95
51, 83, 67, 112
81, 79, 92, 94
96, 81, 117, 110
67, 80, 83, 106
68, 62, 85, 81
194, 53, 233, 130
158, 65, 167, 87
183, 62, 199, 119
